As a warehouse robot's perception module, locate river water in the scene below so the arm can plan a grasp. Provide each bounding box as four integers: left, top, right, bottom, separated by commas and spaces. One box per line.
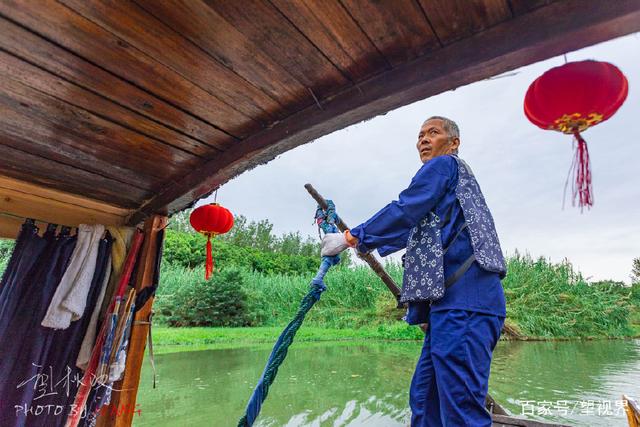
133, 339, 640, 426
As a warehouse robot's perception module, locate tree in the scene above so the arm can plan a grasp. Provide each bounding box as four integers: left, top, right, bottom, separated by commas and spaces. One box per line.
167, 209, 322, 258
167, 208, 194, 233
631, 257, 640, 283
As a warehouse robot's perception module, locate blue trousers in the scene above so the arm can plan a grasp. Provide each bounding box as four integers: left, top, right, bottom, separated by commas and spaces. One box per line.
410, 309, 504, 427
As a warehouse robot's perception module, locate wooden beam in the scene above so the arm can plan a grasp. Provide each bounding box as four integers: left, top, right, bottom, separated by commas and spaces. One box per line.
128, 0, 640, 225
0, 215, 27, 239
0, 175, 129, 238
95, 215, 166, 427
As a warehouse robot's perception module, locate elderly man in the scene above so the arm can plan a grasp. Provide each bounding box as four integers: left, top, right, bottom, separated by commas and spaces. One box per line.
321, 116, 507, 426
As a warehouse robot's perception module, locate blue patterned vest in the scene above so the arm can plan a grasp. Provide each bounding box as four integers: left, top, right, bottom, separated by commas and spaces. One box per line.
401, 155, 506, 303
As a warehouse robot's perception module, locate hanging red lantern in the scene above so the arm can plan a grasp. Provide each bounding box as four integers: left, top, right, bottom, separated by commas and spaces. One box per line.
524, 60, 628, 209
189, 203, 234, 279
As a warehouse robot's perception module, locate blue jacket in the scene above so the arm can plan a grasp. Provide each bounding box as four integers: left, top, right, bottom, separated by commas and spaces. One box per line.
349, 155, 506, 323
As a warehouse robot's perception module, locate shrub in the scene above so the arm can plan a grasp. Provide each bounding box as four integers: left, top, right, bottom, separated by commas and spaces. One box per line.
157, 268, 254, 327
0, 239, 15, 277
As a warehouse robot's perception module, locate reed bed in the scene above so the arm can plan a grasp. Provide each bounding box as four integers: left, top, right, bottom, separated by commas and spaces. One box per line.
157, 253, 639, 339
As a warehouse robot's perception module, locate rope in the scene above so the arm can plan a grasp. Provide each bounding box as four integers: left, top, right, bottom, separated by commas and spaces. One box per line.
237, 201, 341, 427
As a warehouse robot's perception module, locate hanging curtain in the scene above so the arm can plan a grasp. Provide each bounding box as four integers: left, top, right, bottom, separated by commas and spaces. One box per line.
0, 223, 77, 426
29, 233, 113, 427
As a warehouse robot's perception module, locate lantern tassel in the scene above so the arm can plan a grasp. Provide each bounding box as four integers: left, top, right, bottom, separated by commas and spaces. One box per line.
205, 235, 214, 280
571, 131, 593, 210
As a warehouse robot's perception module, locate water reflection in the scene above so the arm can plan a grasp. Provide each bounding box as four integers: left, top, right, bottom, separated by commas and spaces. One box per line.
490, 339, 640, 426
134, 339, 640, 426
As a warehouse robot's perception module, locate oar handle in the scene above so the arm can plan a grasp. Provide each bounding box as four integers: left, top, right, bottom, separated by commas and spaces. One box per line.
304, 183, 404, 307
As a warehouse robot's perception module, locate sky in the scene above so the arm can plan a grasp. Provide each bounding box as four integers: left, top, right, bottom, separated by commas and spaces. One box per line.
201, 33, 640, 284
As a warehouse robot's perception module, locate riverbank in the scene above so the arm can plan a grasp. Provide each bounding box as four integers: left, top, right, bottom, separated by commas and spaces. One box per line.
150, 323, 640, 355
151, 324, 422, 354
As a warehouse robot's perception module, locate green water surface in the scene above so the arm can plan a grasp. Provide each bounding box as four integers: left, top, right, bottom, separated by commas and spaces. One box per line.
133, 339, 640, 426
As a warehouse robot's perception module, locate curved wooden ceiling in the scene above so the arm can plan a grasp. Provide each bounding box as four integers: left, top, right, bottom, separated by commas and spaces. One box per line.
0, 0, 638, 228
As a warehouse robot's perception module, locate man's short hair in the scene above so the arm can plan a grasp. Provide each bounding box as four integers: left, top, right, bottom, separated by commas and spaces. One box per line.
424, 116, 460, 154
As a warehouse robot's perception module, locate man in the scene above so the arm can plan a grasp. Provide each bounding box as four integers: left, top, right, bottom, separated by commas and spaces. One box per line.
321, 116, 507, 426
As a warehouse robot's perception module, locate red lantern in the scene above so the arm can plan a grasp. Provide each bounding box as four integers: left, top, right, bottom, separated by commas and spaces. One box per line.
189, 203, 234, 279
524, 60, 628, 209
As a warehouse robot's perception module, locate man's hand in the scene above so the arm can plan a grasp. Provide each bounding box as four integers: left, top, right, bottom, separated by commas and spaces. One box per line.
321, 233, 350, 256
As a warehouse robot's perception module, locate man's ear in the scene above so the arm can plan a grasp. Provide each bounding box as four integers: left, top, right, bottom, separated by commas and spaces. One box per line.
449, 137, 460, 153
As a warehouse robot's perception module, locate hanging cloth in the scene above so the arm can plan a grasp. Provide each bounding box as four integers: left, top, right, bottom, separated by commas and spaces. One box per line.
0, 224, 77, 427
42, 224, 105, 330
97, 226, 134, 327
27, 233, 113, 427
76, 252, 112, 371
0, 220, 49, 331
65, 229, 144, 427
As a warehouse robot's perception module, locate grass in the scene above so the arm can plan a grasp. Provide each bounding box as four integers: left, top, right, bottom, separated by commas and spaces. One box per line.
155, 253, 640, 343
503, 253, 637, 338
150, 324, 424, 354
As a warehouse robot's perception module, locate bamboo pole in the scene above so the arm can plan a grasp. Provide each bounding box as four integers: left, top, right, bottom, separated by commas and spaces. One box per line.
96, 215, 166, 427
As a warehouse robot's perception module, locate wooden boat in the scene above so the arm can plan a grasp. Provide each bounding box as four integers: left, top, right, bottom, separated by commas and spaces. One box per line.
487, 395, 570, 427
624, 395, 640, 427
488, 394, 640, 426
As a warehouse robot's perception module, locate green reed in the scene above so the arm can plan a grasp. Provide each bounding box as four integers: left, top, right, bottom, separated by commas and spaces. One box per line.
157, 254, 639, 339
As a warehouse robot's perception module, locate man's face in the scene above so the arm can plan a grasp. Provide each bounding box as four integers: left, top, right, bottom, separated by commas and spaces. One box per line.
416, 119, 460, 163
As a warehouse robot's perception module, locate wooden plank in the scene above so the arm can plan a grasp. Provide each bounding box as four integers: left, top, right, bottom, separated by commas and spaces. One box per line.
492, 414, 570, 426
418, 0, 512, 45
0, 0, 263, 138
95, 215, 166, 427
0, 109, 158, 192
56, 0, 288, 119
486, 393, 509, 415
624, 394, 640, 427
134, 0, 313, 114
0, 177, 128, 239
509, 0, 554, 16
341, 0, 440, 65
0, 50, 224, 157
0, 74, 201, 187
0, 145, 148, 208
127, 0, 640, 224
222, 0, 386, 83
0, 16, 235, 148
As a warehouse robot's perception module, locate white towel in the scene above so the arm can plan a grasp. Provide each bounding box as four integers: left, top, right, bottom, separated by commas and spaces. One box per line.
42, 224, 105, 330
76, 254, 111, 370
